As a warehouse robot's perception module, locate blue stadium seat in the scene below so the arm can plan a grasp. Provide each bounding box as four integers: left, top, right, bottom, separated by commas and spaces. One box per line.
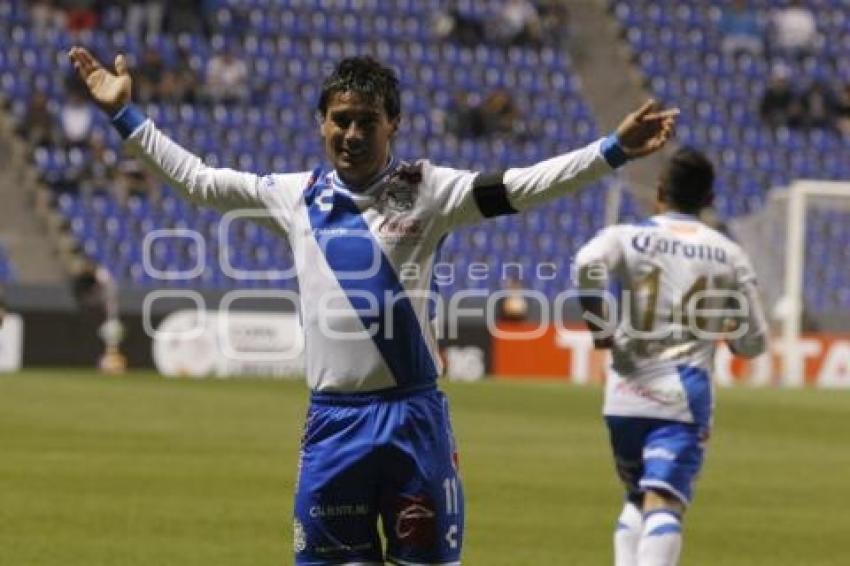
13, 0, 844, 306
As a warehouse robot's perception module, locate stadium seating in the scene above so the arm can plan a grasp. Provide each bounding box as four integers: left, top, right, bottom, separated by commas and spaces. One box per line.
613, 1, 849, 213
2, 0, 846, 309
1, 0, 611, 299
611, 0, 850, 309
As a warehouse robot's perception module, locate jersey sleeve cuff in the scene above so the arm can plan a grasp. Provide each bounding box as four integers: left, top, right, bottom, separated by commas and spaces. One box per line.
600, 133, 630, 169
111, 104, 147, 139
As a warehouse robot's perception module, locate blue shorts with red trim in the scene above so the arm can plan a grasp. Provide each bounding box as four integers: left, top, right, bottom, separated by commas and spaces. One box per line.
293, 386, 463, 565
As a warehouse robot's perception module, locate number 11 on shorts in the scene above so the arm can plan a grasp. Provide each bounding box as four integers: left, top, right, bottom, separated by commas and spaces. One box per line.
443, 477, 459, 514
443, 477, 460, 549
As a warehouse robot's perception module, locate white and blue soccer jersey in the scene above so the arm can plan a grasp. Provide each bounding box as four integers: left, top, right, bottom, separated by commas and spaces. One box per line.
575, 213, 769, 428
577, 213, 768, 505
118, 106, 624, 395
112, 103, 630, 562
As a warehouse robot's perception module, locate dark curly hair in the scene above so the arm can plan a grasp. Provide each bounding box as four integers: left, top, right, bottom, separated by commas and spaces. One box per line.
660, 146, 715, 214
317, 57, 401, 120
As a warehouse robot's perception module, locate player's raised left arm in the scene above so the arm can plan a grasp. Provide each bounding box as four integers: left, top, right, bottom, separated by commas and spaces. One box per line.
501, 100, 678, 211
437, 100, 678, 228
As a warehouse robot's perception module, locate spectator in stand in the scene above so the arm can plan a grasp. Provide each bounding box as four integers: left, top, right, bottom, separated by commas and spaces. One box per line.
481, 89, 520, 137
17, 91, 58, 148
61, 0, 98, 33
204, 44, 249, 104
124, 0, 164, 40
78, 131, 118, 197
836, 82, 850, 136
134, 47, 165, 104
60, 90, 95, 147
115, 156, 159, 204
446, 90, 523, 140
498, 0, 543, 47
800, 75, 839, 130
164, 0, 205, 36
538, 0, 570, 47
433, 8, 486, 47
30, 0, 66, 36
446, 91, 485, 139
759, 64, 804, 129
159, 46, 200, 104
719, 0, 763, 57
769, 0, 819, 60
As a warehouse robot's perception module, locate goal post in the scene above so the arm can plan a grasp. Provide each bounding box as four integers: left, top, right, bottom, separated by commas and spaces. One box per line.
782, 180, 850, 386
733, 180, 850, 387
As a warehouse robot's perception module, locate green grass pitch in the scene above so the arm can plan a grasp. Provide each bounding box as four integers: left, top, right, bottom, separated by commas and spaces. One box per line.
1, 371, 849, 565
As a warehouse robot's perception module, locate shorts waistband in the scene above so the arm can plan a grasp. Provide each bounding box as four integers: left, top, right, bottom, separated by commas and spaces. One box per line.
310, 382, 437, 406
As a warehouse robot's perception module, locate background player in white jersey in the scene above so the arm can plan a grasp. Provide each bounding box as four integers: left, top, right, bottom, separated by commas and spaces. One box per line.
67, 46, 677, 565
574, 148, 769, 566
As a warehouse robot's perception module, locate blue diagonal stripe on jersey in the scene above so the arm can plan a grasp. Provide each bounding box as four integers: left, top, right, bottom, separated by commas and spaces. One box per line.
430, 235, 447, 321
305, 174, 438, 388
676, 364, 712, 430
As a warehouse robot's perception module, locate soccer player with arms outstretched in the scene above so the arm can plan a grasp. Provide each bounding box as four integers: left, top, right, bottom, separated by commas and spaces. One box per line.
68, 46, 676, 565
575, 148, 769, 566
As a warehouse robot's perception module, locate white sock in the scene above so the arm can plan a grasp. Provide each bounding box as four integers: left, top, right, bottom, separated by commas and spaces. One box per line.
614, 502, 642, 566
637, 509, 682, 566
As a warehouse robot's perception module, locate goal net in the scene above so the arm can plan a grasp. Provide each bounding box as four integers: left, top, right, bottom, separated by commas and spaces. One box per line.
732, 180, 850, 387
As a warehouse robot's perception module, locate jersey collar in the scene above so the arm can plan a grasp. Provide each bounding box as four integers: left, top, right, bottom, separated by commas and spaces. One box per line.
331, 155, 398, 196
659, 211, 700, 221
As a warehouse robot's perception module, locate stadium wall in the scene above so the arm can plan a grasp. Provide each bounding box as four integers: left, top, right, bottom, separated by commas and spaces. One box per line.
4, 284, 850, 386
7, 300, 850, 389
489, 321, 850, 388
20, 310, 160, 368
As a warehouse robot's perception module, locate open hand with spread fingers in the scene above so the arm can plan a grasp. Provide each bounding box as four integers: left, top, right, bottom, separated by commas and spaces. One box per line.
615, 99, 679, 158
67, 46, 132, 116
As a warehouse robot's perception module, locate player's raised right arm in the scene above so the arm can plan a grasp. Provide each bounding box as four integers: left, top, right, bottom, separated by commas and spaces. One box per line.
573, 227, 624, 349
432, 100, 678, 231
68, 47, 265, 211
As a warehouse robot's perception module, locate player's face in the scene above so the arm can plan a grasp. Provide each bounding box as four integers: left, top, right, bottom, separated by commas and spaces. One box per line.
320, 91, 398, 188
